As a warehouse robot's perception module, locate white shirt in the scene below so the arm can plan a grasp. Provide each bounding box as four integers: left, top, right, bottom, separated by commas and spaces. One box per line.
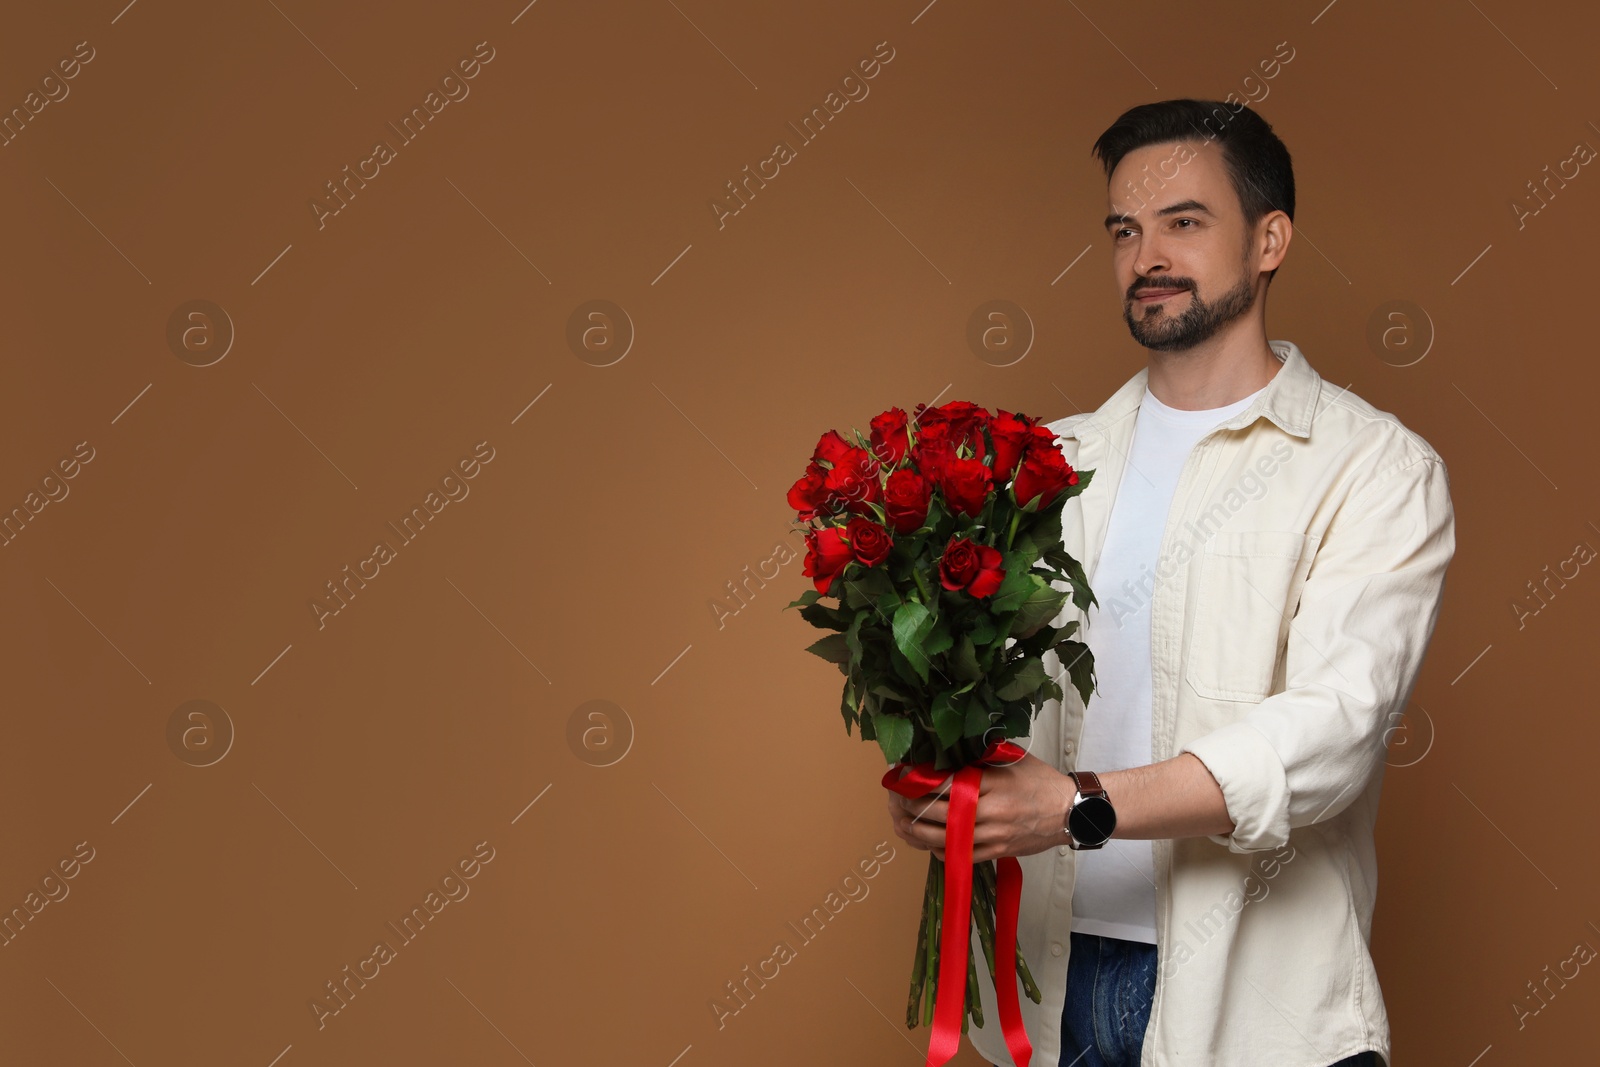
966, 340, 1456, 1067
1070, 382, 1267, 944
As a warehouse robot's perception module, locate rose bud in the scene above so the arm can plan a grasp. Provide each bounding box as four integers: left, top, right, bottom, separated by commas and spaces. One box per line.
869, 407, 911, 471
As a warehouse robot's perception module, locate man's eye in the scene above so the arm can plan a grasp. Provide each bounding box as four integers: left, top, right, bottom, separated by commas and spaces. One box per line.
1174, 218, 1195, 228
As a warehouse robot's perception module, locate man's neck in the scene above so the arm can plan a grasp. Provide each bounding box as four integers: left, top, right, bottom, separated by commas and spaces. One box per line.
1144, 329, 1282, 411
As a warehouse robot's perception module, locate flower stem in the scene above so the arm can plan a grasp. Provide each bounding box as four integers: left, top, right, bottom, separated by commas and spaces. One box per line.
965, 932, 983, 1031
977, 860, 1043, 1004
912, 563, 934, 608
907, 856, 933, 1027
924, 856, 942, 1028
972, 862, 998, 977
1018, 939, 1042, 1004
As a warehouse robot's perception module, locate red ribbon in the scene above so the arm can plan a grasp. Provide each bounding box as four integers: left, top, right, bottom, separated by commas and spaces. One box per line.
882, 739, 1033, 1067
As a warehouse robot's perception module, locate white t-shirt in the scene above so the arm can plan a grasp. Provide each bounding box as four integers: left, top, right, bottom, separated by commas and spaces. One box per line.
1069, 379, 1268, 944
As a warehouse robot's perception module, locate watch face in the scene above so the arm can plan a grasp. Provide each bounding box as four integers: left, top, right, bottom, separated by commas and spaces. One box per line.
1069, 796, 1117, 845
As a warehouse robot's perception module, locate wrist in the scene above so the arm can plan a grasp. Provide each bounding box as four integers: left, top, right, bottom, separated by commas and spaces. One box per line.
1060, 769, 1078, 839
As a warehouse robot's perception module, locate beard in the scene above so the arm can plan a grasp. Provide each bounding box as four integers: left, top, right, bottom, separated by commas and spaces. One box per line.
1123, 269, 1257, 352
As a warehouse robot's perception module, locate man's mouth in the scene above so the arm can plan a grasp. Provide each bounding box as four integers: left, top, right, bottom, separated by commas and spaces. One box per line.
1134, 288, 1186, 303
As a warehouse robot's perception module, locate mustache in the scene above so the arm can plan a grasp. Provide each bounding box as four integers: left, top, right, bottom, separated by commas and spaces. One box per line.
1129, 279, 1193, 297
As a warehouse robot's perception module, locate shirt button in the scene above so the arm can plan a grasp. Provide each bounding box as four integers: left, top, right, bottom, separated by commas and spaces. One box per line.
1058, 844, 1071, 856
1063, 742, 1074, 758
1050, 942, 1065, 957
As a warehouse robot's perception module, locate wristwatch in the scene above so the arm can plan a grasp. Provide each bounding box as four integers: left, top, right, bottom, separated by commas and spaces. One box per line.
1063, 770, 1117, 850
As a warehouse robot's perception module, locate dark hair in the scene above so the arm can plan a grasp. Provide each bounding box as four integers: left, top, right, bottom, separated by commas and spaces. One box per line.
1091, 99, 1294, 281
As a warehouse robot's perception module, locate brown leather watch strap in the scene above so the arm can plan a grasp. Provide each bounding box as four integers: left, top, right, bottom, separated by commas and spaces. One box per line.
1069, 770, 1107, 799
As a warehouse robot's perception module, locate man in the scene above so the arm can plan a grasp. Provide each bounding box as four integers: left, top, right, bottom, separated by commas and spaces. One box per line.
887, 99, 1454, 1067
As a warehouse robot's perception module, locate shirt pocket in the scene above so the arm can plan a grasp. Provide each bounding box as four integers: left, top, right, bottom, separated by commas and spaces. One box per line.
1185, 529, 1318, 703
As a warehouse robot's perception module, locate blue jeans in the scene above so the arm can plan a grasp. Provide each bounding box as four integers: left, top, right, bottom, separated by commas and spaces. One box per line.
993, 930, 1385, 1067
1058, 930, 1158, 1067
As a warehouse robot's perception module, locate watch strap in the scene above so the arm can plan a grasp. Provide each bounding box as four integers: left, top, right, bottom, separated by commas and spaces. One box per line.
1068, 770, 1107, 800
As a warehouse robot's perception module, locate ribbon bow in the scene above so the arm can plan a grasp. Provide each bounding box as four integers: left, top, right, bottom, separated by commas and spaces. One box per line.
882, 739, 1032, 1067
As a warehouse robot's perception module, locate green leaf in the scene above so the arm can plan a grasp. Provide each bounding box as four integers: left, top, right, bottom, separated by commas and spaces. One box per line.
849, 566, 897, 601
949, 634, 982, 682
1009, 623, 1055, 662
1060, 466, 1094, 501
990, 544, 1043, 615
785, 588, 823, 610
844, 607, 870, 659
997, 702, 1032, 738
871, 710, 914, 764
969, 614, 997, 647
924, 617, 955, 661
885, 587, 911, 617
963, 691, 998, 739
931, 691, 965, 749
1021, 503, 1064, 557
1033, 564, 1070, 588
1054, 639, 1097, 706
995, 658, 1049, 701
806, 633, 851, 665
1010, 577, 1070, 640
841, 573, 872, 611
991, 611, 1017, 652
799, 601, 852, 631
1043, 545, 1097, 612
892, 600, 936, 684
888, 644, 923, 688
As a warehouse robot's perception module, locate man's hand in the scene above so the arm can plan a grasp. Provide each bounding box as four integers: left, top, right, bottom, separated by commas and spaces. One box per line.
886, 752, 1076, 863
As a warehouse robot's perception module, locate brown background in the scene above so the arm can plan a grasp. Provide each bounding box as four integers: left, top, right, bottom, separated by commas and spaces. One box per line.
1, 1, 1595, 1064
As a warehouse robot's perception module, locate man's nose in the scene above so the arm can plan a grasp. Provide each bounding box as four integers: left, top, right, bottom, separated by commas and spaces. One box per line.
1133, 231, 1172, 278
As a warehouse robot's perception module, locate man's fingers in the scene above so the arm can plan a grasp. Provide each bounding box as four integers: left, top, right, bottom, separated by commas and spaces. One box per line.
892, 806, 949, 851
910, 795, 948, 825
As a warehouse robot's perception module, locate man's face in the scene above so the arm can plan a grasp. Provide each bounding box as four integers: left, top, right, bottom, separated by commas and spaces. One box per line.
1104, 140, 1261, 352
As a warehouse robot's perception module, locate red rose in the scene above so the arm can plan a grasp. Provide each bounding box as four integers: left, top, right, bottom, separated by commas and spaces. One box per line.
911, 422, 959, 483
883, 468, 932, 533
792, 429, 867, 519
787, 461, 833, 520
936, 455, 994, 518
869, 408, 911, 471
844, 516, 892, 567
1012, 432, 1079, 509
811, 430, 854, 467
939, 536, 1006, 598
914, 400, 991, 458
988, 410, 1039, 484
802, 526, 855, 594
822, 447, 883, 516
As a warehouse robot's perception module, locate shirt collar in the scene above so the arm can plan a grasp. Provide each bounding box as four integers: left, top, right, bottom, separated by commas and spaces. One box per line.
1072, 338, 1321, 440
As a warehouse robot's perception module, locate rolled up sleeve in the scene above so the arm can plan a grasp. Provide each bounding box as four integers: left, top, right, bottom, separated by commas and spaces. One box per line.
1180, 451, 1456, 853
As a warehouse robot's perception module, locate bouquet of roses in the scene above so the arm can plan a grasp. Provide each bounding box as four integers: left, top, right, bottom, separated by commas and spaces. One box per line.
785, 400, 1096, 1064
